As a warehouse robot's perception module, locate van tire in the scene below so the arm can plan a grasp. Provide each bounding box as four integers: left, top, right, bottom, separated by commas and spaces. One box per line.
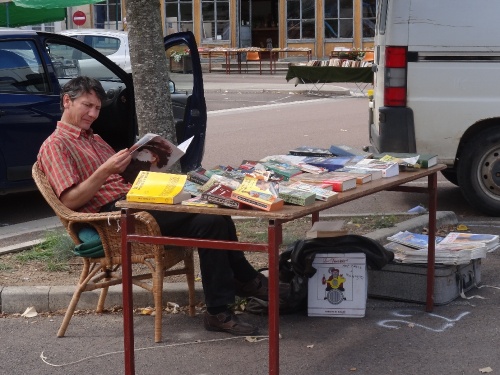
457, 128, 500, 216
441, 169, 458, 186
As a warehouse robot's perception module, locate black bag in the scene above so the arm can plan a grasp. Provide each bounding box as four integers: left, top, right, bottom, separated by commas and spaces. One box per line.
245, 235, 394, 315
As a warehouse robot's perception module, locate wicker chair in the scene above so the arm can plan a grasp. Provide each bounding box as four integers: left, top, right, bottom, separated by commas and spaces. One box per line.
32, 162, 196, 343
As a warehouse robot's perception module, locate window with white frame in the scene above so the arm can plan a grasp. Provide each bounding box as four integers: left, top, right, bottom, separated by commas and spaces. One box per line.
165, 0, 193, 35
286, 0, 315, 40
324, 0, 353, 39
201, 0, 230, 41
362, 0, 376, 38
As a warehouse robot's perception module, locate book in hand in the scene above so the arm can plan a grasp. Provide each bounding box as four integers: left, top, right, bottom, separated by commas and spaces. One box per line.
278, 186, 316, 206
373, 152, 438, 168
305, 220, 347, 238
201, 183, 248, 209
121, 133, 194, 183
288, 146, 333, 157
386, 230, 444, 249
329, 144, 373, 158
231, 176, 284, 211
126, 171, 191, 204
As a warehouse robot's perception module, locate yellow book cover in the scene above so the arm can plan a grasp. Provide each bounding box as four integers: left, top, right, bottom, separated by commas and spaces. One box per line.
126, 171, 190, 204
231, 176, 284, 211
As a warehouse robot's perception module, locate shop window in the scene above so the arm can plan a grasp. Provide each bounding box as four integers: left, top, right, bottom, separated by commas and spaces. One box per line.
286, 0, 315, 40
324, 0, 353, 39
201, 0, 230, 41
362, 0, 376, 38
94, 0, 122, 29
166, 0, 194, 35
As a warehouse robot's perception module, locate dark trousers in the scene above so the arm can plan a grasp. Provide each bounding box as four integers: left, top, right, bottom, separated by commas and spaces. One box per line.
101, 200, 258, 308
150, 211, 258, 308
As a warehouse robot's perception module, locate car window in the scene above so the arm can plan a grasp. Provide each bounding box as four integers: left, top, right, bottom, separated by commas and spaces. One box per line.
82, 35, 120, 57
0, 40, 50, 93
46, 41, 120, 81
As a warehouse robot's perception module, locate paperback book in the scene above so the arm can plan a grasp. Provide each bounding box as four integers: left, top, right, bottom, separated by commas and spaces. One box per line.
286, 181, 339, 201
386, 230, 444, 249
202, 183, 248, 209
439, 232, 499, 252
290, 172, 357, 192
262, 161, 303, 181
231, 177, 284, 211
302, 156, 361, 172
121, 133, 193, 183
278, 186, 316, 206
329, 144, 373, 158
305, 220, 347, 238
126, 171, 191, 204
336, 167, 383, 181
373, 152, 438, 168
288, 146, 333, 157
350, 159, 399, 178
181, 195, 219, 208
186, 167, 210, 185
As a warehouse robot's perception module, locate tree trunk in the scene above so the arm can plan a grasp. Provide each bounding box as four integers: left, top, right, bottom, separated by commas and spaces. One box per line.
126, 0, 181, 172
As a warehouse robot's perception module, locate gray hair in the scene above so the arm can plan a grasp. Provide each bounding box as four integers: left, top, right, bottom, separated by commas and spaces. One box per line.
60, 76, 107, 111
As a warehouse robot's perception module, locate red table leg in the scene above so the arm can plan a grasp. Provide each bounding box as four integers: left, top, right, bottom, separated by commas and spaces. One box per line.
426, 172, 438, 312
268, 220, 281, 374
121, 209, 136, 375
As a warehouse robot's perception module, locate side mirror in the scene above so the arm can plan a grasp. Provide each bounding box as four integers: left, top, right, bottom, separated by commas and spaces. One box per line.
168, 80, 175, 93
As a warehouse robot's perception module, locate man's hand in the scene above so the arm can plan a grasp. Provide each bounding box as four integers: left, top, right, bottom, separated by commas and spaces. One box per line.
60, 149, 131, 210
102, 148, 132, 175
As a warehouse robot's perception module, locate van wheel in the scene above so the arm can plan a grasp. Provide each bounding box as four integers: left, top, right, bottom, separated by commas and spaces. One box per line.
441, 169, 458, 186
457, 128, 500, 216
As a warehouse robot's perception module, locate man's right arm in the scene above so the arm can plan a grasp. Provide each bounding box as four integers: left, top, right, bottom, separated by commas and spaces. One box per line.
60, 149, 131, 210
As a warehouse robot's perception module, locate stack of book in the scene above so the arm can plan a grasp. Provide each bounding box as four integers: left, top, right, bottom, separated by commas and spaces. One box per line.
385, 230, 497, 265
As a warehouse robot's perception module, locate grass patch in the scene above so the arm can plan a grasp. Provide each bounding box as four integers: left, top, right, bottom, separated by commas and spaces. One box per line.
15, 231, 75, 272
0, 263, 12, 271
349, 215, 399, 230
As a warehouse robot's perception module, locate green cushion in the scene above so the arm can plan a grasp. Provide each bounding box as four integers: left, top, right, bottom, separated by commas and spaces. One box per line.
74, 227, 105, 258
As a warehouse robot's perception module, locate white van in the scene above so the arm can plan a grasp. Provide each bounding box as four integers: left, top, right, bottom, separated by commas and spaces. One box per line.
368, 0, 500, 216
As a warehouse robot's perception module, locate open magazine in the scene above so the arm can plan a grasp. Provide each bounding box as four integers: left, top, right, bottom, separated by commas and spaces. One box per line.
121, 133, 193, 183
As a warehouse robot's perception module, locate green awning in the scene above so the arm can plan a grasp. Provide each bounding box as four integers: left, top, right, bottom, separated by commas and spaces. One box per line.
0, 2, 65, 27
13, 0, 103, 9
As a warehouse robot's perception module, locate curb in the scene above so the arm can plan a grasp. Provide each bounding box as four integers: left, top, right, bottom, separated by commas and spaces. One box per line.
0, 211, 457, 314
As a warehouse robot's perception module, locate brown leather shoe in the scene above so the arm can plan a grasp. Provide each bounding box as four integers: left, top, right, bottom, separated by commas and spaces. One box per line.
203, 311, 258, 336
235, 273, 269, 300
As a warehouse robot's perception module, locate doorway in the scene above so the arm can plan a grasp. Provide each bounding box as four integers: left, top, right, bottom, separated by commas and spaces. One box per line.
238, 0, 278, 49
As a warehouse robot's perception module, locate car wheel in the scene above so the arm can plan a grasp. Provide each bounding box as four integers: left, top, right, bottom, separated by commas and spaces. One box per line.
441, 169, 458, 186
457, 127, 500, 216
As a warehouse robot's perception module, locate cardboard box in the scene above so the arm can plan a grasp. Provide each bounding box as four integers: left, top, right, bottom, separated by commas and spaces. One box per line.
308, 253, 367, 317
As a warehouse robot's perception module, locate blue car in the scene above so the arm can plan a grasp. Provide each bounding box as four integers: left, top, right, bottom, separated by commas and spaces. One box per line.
0, 28, 206, 194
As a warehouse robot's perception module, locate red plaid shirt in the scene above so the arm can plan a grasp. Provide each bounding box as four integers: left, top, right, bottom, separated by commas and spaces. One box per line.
37, 121, 131, 213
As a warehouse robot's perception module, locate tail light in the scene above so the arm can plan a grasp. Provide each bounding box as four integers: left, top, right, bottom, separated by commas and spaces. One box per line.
384, 46, 407, 107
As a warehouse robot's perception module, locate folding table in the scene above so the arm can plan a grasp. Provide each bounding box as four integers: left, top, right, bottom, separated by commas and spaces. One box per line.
117, 164, 446, 375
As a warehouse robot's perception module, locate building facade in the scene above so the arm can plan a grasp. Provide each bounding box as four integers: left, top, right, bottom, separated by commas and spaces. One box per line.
67, 0, 376, 59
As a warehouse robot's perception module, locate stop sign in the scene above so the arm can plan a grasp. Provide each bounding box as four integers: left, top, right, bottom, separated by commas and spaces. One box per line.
72, 11, 86, 26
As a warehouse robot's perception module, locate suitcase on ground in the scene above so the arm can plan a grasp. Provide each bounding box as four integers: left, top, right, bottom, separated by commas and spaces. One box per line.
367, 259, 481, 305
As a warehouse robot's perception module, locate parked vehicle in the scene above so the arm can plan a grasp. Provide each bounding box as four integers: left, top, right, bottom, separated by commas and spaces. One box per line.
0, 28, 206, 195
368, 0, 500, 216
59, 29, 131, 74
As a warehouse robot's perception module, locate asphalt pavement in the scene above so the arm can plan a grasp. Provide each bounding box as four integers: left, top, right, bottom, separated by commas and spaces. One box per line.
2, 74, 500, 374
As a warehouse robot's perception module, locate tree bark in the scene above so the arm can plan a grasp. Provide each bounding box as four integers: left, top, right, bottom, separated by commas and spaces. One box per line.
126, 0, 180, 172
